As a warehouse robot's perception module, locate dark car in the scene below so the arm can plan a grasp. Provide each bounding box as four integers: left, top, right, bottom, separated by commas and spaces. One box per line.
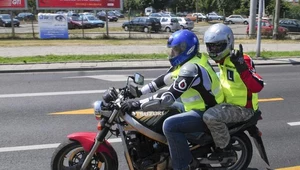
122, 17, 161, 33
0, 14, 20, 27
279, 19, 300, 32
15, 12, 35, 21
110, 10, 124, 18
67, 16, 92, 29
96, 11, 118, 22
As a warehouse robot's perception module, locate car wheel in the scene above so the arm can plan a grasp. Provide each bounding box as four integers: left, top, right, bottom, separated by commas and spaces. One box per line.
244, 21, 248, 25
165, 27, 171, 33
2, 23, 5, 27
124, 26, 129, 31
229, 21, 233, 24
144, 27, 149, 33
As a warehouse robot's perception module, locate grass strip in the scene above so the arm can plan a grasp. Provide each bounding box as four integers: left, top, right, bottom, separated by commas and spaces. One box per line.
0, 51, 299, 64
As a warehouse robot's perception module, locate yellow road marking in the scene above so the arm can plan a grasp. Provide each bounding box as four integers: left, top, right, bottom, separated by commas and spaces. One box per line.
50, 109, 94, 115
258, 97, 284, 102
276, 166, 300, 170
50, 97, 284, 115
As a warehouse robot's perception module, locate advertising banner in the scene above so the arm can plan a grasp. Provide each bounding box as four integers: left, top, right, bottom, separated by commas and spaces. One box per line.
38, 13, 69, 39
0, 0, 27, 10
36, 0, 122, 10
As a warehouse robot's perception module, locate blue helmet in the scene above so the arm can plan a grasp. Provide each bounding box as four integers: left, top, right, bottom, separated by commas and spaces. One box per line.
167, 30, 199, 67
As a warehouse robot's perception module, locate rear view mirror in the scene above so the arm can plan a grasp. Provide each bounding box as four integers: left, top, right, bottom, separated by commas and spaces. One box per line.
134, 73, 144, 85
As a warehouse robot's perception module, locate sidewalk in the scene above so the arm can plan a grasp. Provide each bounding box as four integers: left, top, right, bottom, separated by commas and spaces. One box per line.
0, 43, 300, 73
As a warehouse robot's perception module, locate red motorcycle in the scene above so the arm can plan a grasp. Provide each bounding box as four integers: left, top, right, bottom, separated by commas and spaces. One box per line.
51, 73, 270, 170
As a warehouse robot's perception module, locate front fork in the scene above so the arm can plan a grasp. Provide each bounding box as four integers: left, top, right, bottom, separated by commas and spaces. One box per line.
80, 109, 119, 170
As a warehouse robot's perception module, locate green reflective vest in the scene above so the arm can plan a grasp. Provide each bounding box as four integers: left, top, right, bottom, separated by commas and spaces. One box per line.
171, 55, 224, 111
219, 57, 259, 110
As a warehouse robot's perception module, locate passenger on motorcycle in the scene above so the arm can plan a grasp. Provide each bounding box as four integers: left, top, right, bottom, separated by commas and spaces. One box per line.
121, 29, 224, 170
202, 23, 264, 160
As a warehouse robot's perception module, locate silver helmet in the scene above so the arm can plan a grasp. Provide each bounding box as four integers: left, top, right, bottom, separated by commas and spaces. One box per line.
203, 23, 234, 61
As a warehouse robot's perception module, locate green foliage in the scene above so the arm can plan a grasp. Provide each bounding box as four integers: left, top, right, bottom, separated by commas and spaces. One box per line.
265, 0, 290, 17
285, 5, 300, 19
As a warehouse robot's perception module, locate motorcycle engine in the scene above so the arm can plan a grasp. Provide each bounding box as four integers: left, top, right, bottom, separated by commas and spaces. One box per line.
126, 131, 170, 170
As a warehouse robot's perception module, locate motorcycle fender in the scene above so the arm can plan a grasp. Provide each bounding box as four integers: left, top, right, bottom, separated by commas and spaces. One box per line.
67, 132, 116, 159
247, 127, 270, 166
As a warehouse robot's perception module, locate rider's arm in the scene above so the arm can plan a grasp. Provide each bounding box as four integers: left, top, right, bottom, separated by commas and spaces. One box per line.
140, 72, 173, 95
140, 63, 203, 111
239, 55, 264, 93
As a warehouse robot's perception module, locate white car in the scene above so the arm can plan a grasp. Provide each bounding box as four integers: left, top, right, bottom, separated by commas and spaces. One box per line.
192, 13, 207, 21
176, 17, 194, 30
160, 17, 181, 32
225, 15, 249, 25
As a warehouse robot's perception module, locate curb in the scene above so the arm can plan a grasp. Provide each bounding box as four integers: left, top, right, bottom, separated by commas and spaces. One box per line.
0, 59, 300, 73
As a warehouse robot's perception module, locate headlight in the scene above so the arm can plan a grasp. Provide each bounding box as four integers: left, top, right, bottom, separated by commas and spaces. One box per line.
93, 100, 113, 119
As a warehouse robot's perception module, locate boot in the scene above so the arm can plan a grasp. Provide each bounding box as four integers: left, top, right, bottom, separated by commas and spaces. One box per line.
188, 157, 201, 170
208, 144, 235, 161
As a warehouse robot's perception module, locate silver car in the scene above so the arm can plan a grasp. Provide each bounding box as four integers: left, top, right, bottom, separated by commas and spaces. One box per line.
160, 17, 181, 32
177, 17, 194, 30
225, 15, 249, 25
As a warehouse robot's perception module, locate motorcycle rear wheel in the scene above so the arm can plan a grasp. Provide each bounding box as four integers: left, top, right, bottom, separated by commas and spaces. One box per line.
220, 132, 253, 170
51, 139, 118, 170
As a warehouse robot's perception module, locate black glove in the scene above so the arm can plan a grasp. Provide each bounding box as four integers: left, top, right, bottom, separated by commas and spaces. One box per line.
230, 44, 248, 73
121, 101, 141, 113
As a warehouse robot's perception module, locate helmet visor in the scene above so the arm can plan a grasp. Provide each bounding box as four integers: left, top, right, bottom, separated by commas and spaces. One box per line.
168, 42, 187, 60
206, 40, 227, 54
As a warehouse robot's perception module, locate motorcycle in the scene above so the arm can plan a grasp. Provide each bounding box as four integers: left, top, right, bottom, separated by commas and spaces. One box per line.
51, 73, 270, 170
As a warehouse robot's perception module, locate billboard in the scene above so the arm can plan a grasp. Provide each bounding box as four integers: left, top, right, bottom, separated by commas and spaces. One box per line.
0, 0, 27, 10
38, 13, 69, 39
36, 0, 122, 10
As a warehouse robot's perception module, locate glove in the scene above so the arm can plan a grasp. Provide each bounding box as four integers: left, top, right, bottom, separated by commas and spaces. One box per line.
121, 101, 141, 113
230, 44, 248, 73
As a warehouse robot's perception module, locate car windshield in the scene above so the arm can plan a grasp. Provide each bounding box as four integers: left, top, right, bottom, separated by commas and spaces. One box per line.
72, 16, 81, 21
87, 16, 97, 20
1, 15, 10, 19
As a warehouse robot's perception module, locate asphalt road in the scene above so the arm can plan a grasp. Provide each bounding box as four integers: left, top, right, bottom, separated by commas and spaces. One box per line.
0, 65, 300, 170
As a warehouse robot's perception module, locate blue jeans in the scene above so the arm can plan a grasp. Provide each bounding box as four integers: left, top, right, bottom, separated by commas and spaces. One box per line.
162, 109, 204, 170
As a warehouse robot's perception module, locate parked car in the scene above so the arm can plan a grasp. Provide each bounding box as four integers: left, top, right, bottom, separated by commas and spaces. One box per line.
0, 14, 20, 27
96, 11, 118, 22
246, 19, 288, 37
185, 13, 197, 22
67, 16, 92, 29
206, 12, 224, 21
110, 10, 124, 18
122, 17, 161, 33
160, 17, 181, 32
192, 13, 207, 21
225, 15, 248, 24
15, 12, 35, 21
149, 13, 174, 20
279, 19, 300, 32
79, 14, 105, 28
176, 17, 194, 30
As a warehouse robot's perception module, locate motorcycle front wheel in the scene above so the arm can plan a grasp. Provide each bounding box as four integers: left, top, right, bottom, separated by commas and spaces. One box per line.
51, 139, 118, 170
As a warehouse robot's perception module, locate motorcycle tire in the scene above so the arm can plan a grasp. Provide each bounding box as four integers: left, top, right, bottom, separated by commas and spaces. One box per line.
51, 139, 118, 170
225, 132, 253, 170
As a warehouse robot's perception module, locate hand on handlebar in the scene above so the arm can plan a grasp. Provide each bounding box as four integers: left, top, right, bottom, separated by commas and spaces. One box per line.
121, 101, 141, 113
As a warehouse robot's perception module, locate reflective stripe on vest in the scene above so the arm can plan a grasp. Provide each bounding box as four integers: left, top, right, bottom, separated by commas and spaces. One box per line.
171, 55, 224, 111
219, 57, 259, 110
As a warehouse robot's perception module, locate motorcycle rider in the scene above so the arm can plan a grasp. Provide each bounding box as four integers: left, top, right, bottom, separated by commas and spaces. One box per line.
202, 23, 264, 160
121, 29, 224, 170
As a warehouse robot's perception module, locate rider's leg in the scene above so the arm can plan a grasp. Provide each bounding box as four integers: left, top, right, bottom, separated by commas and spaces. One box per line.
162, 110, 203, 170
203, 103, 254, 159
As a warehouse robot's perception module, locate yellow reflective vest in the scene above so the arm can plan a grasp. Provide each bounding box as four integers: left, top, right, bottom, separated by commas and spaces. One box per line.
171, 55, 224, 111
219, 57, 259, 110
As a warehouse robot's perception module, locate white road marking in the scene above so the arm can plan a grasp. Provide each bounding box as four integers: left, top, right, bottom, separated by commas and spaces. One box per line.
287, 121, 300, 126
65, 75, 153, 81
0, 138, 122, 153
0, 90, 106, 98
